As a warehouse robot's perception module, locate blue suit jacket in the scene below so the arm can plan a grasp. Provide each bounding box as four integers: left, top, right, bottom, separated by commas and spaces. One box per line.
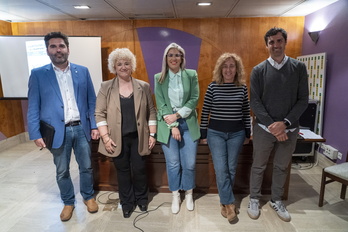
27, 63, 97, 149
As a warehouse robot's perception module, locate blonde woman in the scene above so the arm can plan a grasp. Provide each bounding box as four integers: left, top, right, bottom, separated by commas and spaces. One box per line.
154, 43, 200, 214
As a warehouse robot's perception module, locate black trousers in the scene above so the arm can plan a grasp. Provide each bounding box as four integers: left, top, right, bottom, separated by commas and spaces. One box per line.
112, 132, 148, 211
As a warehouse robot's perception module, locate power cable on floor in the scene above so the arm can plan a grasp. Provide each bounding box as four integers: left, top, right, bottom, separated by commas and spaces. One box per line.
133, 202, 171, 232
96, 191, 172, 232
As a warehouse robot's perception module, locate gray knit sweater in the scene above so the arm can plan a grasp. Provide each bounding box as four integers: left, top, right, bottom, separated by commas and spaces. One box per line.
250, 57, 309, 128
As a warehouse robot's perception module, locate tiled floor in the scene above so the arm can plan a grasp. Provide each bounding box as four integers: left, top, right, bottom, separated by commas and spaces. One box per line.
0, 139, 347, 232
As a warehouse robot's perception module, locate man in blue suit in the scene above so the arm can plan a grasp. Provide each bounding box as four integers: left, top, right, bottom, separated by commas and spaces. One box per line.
27, 32, 100, 221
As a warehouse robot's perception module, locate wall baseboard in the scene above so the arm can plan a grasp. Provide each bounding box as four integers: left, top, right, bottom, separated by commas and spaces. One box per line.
316, 151, 335, 168
0, 132, 29, 152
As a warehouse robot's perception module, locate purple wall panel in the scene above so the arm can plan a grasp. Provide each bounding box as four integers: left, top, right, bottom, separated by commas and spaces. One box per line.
136, 27, 202, 89
302, 0, 348, 163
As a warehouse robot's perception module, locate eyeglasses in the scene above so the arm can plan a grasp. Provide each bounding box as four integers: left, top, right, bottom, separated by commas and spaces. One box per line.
167, 53, 182, 58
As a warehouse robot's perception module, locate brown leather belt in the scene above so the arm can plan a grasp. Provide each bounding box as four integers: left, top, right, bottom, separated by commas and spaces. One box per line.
65, 120, 81, 127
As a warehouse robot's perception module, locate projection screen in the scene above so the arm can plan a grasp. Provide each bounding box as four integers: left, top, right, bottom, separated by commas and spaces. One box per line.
0, 36, 102, 98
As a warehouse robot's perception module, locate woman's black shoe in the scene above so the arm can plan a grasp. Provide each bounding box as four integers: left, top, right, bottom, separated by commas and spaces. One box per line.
138, 204, 148, 212
122, 206, 135, 218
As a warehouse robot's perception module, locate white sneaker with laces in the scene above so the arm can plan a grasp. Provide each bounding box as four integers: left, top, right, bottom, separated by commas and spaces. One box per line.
269, 200, 291, 222
247, 198, 260, 219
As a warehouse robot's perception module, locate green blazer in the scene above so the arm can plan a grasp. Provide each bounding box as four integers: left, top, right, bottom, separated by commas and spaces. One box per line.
154, 69, 200, 144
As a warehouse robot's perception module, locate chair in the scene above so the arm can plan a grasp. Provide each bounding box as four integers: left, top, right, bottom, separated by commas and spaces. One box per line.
318, 153, 348, 207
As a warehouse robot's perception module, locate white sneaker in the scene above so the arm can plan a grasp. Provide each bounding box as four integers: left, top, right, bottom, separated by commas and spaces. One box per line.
247, 198, 260, 219
269, 200, 291, 222
172, 191, 181, 214
185, 190, 194, 211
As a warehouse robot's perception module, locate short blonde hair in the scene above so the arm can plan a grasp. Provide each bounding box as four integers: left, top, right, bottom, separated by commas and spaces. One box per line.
108, 48, 136, 74
158, 43, 186, 84
213, 53, 245, 86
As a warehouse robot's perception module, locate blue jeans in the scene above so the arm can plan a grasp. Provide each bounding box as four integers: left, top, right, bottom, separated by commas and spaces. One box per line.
50, 125, 94, 205
207, 128, 245, 205
161, 119, 198, 191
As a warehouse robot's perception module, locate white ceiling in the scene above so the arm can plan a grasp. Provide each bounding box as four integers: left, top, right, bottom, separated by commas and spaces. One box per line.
0, 0, 339, 22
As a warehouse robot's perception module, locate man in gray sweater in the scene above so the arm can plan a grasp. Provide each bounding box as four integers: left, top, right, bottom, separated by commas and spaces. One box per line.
247, 27, 309, 222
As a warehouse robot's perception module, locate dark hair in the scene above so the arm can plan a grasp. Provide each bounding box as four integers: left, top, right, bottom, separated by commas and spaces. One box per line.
44, 32, 69, 48
264, 27, 287, 45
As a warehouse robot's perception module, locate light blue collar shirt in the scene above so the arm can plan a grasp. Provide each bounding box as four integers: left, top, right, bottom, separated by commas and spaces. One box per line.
167, 69, 192, 118
168, 69, 183, 111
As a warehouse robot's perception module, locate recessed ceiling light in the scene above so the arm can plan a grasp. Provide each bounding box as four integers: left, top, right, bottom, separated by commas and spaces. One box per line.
197, 2, 212, 6
74, 5, 91, 9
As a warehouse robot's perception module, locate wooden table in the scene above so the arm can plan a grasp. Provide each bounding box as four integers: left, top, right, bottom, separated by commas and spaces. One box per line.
91, 135, 325, 200
92, 141, 276, 197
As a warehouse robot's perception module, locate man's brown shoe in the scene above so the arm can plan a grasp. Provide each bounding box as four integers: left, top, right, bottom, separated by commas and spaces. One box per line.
226, 204, 237, 223
60, 205, 74, 222
84, 198, 98, 213
220, 204, 227, 218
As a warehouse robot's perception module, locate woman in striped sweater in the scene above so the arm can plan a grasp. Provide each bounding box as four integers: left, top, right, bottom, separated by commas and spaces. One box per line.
200, 53, 251, 223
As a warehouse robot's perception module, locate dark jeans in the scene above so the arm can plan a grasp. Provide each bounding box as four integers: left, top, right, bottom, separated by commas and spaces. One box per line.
112, 132, 148, 211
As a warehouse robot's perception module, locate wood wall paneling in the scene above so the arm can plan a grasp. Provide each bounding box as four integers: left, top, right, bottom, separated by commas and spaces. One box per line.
0, 74, 3, 98
91, 141, 286, 197
0, 100, 24, 138
0, 20, 12, 35
0, 17, 304, 140
0, 20, 23, 138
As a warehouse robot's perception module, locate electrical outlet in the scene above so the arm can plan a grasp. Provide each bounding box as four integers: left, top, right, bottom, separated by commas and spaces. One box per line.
320, 143, 327, 153
337, 152, 343, 160
321, 143, 338, 159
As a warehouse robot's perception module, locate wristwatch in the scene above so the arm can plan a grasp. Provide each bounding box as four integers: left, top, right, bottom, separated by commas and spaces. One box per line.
175, 112, 181, 119
150, 133, 157, 139
283, 120, 290, 127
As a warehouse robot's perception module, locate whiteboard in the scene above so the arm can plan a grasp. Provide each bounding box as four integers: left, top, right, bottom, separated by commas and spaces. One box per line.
0, 36, 102, 98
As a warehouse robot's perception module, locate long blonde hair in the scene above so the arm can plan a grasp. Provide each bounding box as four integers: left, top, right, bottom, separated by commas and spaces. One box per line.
158, 43, 186, 84
212, 53, 245, 86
